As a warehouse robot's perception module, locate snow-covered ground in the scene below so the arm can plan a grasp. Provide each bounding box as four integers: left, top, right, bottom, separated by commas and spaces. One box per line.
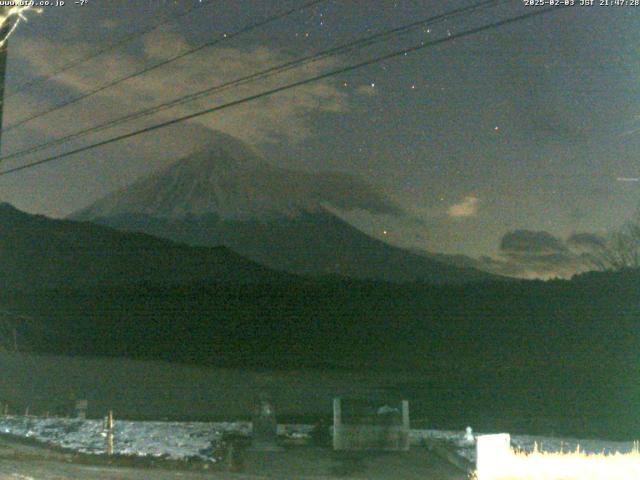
411, 429, 638, 463
0, 416, 254, 461
0, 416, 635, 466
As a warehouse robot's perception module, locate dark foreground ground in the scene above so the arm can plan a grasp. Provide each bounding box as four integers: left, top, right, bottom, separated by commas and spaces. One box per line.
7, 269, 640, 439
1, 350, 636, 440
0, 435, 465, 480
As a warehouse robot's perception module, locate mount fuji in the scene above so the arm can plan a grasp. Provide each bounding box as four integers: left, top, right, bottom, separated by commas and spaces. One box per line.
72, 132, 497, 284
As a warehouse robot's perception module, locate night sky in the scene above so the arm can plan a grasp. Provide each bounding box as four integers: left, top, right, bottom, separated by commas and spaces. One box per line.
0, 0, 638, 278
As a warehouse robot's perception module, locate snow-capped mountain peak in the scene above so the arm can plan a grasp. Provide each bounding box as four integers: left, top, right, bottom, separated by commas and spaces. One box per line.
74, 131, 397, 222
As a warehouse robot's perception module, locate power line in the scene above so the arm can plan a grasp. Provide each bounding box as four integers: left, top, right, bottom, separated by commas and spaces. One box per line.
0, 0, 508, 164
1, 0, 212, 105
0, 5, 569, 178
1, 0, 327, 135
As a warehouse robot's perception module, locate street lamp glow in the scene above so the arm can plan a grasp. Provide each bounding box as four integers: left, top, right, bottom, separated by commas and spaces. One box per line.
0, 6, 39, 47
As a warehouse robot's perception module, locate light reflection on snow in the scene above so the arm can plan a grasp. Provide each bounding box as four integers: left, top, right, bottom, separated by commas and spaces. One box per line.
0, 417, 636, 467
0, 416, 251, 461
411, 429, 638, 464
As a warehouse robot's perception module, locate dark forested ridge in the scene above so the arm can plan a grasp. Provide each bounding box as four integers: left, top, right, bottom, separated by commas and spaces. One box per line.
80, 210, 502, 284
0, 203, 292, 289
0, 202, 498, 290
9, 270, 637, 369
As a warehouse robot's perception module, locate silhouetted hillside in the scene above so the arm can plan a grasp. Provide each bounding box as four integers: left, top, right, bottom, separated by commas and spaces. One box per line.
0, 203, 290, 291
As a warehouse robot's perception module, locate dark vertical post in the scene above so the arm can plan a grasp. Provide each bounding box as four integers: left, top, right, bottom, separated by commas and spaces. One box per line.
105, 410, 114, 455
332, 397, 342, 450
12, 323, 17, 352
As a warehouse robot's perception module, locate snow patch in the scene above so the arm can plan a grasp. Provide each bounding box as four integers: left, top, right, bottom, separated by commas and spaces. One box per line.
0, 417, 633, 467
411, 429, 638, 463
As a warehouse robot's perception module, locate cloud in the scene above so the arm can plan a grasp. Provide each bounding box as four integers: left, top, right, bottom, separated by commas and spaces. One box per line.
459, 229, 599, 279
0, 32, 360, 217
500, 230, 568, 258
566, 232, 606, 252
468, 216, 640, 279
99, 19, 120, 31
497, 230, 576, 277
354, 84, 378, 97
9, 31, 350, 149
311, 171, 402, 216
473, 255, 525, 277
427, 230, 596, 280
447, 195, 479, 218
143, 29, 191, 60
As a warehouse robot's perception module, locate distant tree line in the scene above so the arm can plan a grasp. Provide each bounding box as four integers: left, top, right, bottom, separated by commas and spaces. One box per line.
570, 212, 640, 271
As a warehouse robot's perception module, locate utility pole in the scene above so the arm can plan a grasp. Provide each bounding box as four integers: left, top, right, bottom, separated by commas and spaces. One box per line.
0, 4, 31, 154
0, 40, 8, 155
0, 7, 14, 155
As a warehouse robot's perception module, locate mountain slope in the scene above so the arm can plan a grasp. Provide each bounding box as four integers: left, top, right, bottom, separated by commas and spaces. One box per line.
79, 210, 498, 284
73, 132, 399, 222
72, 132, 499, 284
0, 203, 290, 291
